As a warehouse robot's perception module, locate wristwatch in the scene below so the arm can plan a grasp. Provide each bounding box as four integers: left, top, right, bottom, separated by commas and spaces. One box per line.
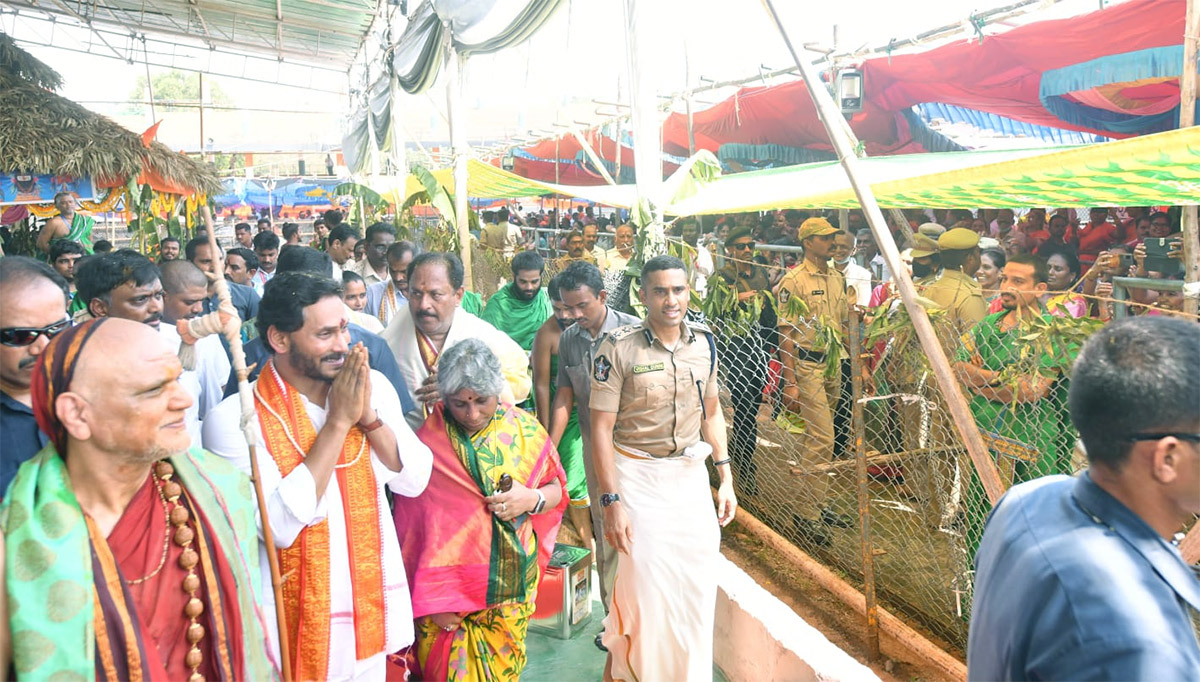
600, 493, 621, 507
532, 489, 547, 515
358, 416, 385, 433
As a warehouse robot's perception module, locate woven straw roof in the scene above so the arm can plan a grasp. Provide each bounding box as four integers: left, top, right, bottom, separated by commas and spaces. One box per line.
0, 33, 219, 194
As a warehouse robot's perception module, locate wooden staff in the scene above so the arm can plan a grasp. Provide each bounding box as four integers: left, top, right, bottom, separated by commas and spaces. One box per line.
197, 205, 293, 682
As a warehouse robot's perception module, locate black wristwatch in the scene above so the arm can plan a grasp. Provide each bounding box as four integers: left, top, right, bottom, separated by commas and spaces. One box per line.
600, 493, 621, 507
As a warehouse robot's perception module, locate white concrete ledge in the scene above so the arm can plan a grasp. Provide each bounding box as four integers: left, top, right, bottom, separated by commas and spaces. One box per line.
714, 554, 881, 682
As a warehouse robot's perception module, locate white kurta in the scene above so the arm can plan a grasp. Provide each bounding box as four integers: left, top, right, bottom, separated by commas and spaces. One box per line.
159, 324, 230, 446
202, 366, 432, 681
380, 304, 532, 426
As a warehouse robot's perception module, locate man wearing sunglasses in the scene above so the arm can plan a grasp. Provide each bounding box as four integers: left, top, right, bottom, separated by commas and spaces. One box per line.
0, 257, 70, 492
715, 225, 774, 496
968, 316, 1200, 680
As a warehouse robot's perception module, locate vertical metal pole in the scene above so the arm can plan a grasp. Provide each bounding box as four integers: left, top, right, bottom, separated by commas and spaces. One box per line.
614, 117, 623, 183
1179, 0, 1199, 317
622, 0, 665, 244
143, 41, 157, 124
759, 0, 1006, 503
850, 309, 880, 661
198, 73, 205, 161
554, 136, 561, 231
447, 46, 473, 290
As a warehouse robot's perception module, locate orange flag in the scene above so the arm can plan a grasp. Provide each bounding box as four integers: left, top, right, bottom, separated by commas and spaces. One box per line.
141, 121, 162, 148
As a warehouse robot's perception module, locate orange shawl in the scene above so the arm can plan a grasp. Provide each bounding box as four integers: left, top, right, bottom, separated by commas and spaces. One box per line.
255, 363, 385, 680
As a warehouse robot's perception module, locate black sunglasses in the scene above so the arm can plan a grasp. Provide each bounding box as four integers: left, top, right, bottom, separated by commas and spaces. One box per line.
0, 319, 71, 347
730, 242, 754, 251
1125, 433, 1200, 443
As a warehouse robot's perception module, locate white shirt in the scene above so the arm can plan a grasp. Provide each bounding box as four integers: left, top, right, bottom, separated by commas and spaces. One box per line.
251, 269, 275, 297
869, 253, 892, 285
201, 365, 432, 681
159, 324, 230, 446
689, 245, 715, 298
381, 304, 532, 428
840, 261, 873, 307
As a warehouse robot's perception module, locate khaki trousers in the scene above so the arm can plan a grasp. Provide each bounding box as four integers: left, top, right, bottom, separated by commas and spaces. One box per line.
791, 358, 838, 519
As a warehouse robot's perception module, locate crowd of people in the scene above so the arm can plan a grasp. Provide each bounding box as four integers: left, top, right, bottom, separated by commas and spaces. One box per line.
0, 196, 1196, 681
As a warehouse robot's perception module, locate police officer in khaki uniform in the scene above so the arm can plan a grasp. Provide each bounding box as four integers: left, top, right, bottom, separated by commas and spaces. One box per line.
912, 227, 987, 528
924, 227, 987, 338
776, 217, 851, 546
589, 255, 736, 681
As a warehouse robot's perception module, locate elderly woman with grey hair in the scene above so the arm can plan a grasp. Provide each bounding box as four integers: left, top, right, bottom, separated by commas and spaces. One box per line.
392, 338, 566, 680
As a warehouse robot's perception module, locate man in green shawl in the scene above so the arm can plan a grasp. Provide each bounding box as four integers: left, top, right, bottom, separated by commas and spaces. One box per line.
953, 253, 1078, 567
482, 251, 553, 352
0, 318, 278, 681
36, 192, 94, 255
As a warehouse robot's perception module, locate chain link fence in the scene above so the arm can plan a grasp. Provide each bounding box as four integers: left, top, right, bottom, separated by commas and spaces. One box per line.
698, 251, 1197, 653
463, 229, 1194, 654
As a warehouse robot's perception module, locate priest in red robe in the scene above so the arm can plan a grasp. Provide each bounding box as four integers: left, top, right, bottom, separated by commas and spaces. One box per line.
0, 318, 278, 681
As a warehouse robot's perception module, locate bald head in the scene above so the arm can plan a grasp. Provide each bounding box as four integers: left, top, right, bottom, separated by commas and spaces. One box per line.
160, 260, 210, 324
58, 318, 191, 462
160, 259, 209, 294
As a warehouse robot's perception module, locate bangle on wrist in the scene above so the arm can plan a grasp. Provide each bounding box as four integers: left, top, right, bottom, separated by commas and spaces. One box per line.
712, 457, 732, 467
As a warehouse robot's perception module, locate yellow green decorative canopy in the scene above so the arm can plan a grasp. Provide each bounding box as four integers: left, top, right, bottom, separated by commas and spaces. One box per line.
376, 126, 1200, 213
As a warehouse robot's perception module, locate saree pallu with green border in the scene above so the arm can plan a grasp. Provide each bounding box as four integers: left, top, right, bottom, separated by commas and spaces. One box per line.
393, 402, 566, 681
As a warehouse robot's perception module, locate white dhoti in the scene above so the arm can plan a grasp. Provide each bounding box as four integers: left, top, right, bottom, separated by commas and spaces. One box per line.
602, 446, 720, 682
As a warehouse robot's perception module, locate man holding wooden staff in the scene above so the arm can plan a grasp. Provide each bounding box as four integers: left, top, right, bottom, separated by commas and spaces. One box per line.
204, 271, 433, 681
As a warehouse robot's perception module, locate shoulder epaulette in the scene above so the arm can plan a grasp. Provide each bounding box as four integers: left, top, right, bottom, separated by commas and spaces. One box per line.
608, 323, 641, 341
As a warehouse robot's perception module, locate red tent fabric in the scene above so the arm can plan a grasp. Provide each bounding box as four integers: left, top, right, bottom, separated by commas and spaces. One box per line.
507, 0, 1185, 185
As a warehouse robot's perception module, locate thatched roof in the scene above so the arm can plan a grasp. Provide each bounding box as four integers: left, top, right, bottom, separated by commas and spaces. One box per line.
0, 33, 219, 194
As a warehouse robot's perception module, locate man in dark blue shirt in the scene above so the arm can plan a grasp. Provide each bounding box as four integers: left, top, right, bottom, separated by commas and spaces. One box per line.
0, 257, 70, 493
968, 316, 1200, 681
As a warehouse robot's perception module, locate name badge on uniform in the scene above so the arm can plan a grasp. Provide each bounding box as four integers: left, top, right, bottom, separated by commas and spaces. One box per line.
811, 289, 825, 295
632, 362, 665, 375
593, 355, 612, 382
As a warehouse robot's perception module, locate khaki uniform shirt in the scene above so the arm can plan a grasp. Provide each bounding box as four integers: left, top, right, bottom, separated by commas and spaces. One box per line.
590, 320, 719, 457
557, 307, 640, 444
921, 268, 987, 332
776, 259, 848, 352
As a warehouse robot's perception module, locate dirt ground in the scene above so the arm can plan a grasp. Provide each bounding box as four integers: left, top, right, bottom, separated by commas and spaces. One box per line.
720, 520, 963, 682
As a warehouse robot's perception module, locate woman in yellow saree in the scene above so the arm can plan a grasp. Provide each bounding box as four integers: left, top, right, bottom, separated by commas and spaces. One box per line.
393, 338, 566, 682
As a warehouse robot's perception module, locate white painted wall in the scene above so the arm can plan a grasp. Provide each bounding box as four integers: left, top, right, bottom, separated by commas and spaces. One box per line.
714, 555, 881, 682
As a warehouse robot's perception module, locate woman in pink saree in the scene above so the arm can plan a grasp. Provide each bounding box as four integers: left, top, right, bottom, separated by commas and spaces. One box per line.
393, 338, 566, 681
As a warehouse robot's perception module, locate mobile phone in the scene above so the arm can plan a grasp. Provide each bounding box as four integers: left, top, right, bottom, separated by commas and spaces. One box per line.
1144, 238, 1182, 275
496, 473, 513, 493
1116, 253, 1134, 272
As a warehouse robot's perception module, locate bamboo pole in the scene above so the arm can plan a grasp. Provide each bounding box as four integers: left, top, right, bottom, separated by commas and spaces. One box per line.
759, 0, 1006, 504
850, 310, 880, 661
198, 205, 292, 682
